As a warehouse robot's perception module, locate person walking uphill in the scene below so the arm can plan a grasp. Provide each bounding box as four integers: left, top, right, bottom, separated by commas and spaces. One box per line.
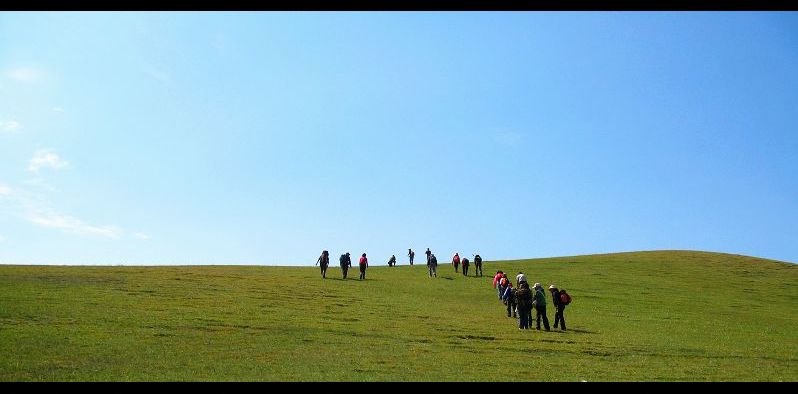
316, 250, 330, 279
339, 252, 352, 279
516, 272, 527, 287
493, 271, 505, 299
359, 253, 368, 280
550, 286, 570, 331
427, 253, 438, 278
461, 257, 470, 276
503, 282, 517, 318
515, 282, 533, 329
408, 249, 415, 266
452, 253, 460, 273
474, 254, 483, 277
532, 283, 551, 331
425, 248, 432, 265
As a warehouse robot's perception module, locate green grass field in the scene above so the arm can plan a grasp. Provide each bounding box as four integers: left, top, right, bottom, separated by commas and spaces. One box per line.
0, 250, 795, 381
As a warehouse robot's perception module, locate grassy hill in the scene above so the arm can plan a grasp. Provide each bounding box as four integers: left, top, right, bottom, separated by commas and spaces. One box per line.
0, 250, 795, 381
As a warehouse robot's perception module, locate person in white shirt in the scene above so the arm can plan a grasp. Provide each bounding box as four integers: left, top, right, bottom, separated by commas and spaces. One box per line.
516, 272, 527, 287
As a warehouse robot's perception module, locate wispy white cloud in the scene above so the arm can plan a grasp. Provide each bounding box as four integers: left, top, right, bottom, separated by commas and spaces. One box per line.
494, 131, 523, 147
6, 67, 44, 83
1, 184, 123, 239
0, 120, 21, 133
53, 106, 66, 113
211, 34, 229, 52
28, 149, 69, 172
145, 67, 171, 83
26, 210, 122, 239
134, 232, 150, 240
0, 235, 5, 243
22, 177, 59, 192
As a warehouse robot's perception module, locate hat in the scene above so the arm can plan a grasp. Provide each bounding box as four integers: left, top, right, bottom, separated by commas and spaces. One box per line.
549, 285, 556, 289
533, 282, 541, 289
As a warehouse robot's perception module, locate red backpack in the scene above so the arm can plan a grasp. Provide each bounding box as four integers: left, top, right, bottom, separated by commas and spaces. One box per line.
559, 292, 572, 305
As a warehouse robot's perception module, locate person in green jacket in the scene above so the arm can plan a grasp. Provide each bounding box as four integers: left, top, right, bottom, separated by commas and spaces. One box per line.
532, 283, 551, 331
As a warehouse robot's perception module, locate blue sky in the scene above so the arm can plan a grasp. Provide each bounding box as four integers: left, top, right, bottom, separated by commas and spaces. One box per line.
1, 12, 796, 265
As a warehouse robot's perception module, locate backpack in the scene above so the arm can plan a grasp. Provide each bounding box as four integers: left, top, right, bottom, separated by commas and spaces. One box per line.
559, 292, 572, 305
516, 288, 531, 308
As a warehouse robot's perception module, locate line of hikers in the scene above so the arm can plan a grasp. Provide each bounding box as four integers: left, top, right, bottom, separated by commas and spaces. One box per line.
492, 270, 572, 331
315, 248, 484, 280
316, 250, 368, 280
423, 249, 484, 278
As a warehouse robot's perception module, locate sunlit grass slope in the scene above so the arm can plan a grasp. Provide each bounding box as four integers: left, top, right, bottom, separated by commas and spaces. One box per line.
0, 250, 795, 381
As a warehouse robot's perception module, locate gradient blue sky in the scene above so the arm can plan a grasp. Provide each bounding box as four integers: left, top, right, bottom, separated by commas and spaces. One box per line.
1, 12, 796, 265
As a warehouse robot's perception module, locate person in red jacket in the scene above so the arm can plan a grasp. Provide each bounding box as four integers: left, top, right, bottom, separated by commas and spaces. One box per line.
452, 253, 460, 273
359, 253, 368, 280
493, 270, 505, 299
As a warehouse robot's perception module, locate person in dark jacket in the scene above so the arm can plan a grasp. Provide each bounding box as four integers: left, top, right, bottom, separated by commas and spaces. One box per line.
316, 250, 330, 278
533, 283, 551, 331
549, 285, 566, 330
388, 255, 397, 267
461, 257, 470, 276
339, 253, 351, 279
503, 285, 517, 318
427, 253, 438, 278
554, 287, 570, 331
408, 249, 415, 266
474, 254, 483, 277
359, 253, 368, 280
515, 282, 533, 329
425, 248, 432, 265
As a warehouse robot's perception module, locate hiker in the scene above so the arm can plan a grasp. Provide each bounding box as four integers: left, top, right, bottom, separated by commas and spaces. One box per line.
492, 271, 505, 299
497, 275, 510, 302
550, 286, 570, 331
474, 254, 483, 277
502, 281, 516, 318
359, 253, 368, 280
515, 282, 533, 329
532, 283, 551, 331
461, 257, 470, 276
452, 253, 460, 273
388, 255, 396, 267
408, 249, 415, 266
427, 253, 438, 278
425, 248, 432, 265
316, 250, 330, 278
516, 272, 527, 287
339, 252, 352, 279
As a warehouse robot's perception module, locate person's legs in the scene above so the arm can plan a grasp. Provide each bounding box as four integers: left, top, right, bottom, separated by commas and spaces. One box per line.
554, 306, 560, 328
559, 305, 566, 330
428, 265, 433, 277
536, 306, 542, 330
522, 308, 530, 329
538, 306, 550, 330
